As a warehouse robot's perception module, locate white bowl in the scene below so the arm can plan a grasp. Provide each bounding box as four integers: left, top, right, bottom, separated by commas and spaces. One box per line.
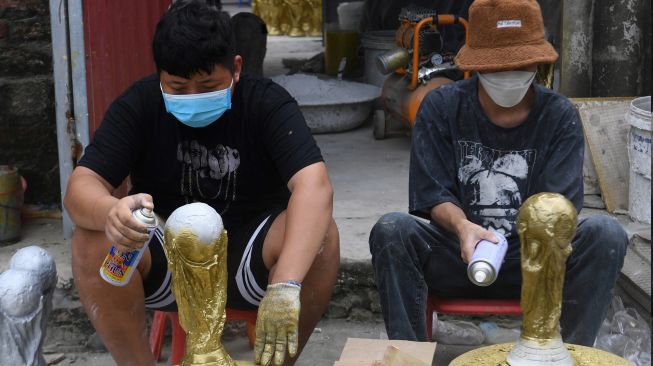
272, 74, 380, 133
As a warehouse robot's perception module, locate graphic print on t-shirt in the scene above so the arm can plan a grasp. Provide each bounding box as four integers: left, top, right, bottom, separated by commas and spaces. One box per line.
177, 140, 240, 201
457, 141, 536, 236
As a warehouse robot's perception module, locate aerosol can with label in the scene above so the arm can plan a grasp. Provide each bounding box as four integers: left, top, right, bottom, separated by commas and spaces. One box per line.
99, 207, 158, 286
467, 230, 508, 286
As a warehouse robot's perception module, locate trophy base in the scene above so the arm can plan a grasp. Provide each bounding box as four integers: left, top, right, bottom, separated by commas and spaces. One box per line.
507, 337, 572, 366
181, 347, 236, 366
174, 361, 254, 366
449, 342, 633, 366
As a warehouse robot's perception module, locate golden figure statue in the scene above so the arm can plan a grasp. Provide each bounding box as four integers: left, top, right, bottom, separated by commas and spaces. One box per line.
163, 203, 236, 366
450, 193, 632, 366
253, 0, 321, 36
305, 0, 322, 37
283, 0, 305, 36
267, 0, 284, 36
517, 192, 576, 341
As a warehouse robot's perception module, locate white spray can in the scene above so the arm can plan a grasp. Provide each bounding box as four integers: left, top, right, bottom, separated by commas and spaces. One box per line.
99, 207, 158, 286
467, 230, 508, 286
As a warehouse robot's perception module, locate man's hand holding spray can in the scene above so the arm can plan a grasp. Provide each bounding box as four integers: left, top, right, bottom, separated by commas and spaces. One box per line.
100, 207, 158, 286
467, 229, 509, 286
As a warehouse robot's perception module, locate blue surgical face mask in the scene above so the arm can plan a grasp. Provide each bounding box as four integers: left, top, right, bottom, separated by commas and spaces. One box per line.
160, 79, 233, 128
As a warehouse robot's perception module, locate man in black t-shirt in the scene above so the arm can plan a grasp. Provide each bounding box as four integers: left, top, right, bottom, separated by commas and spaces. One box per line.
64, 1, 339, 365
369, 0, 628, 346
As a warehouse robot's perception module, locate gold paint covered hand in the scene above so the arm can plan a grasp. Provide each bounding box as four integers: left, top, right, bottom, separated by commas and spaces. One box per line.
254, 283, 301, 366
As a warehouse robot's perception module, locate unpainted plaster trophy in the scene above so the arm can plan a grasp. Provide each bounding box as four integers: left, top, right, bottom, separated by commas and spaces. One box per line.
450, 193, 631, 366
0, 246, 57, 366
164, 203, 254, 366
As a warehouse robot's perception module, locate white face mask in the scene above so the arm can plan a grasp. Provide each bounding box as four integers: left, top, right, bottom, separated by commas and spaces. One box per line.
478, 71, 536, 108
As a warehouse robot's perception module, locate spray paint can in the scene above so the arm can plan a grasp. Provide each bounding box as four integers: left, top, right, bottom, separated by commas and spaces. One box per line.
467, 231, 508, 286
99, 207, 157, 286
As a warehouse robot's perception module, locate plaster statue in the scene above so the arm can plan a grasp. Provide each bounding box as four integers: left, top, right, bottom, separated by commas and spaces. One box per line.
0, 246, 57, 366
163, 202, 235, 366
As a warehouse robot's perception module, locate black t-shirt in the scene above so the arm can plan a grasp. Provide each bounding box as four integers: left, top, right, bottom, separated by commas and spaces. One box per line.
78, 74, 323, 229
409, 75, 584, 240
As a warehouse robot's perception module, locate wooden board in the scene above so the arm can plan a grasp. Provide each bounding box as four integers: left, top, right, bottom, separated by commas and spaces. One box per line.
383, 345, 430, 366
338, 338, 436, 365
572, 98, 634, 213
583, 134, 601, 195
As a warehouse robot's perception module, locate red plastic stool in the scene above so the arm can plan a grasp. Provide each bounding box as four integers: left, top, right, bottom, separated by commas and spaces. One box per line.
149, 311, 187, 366
426, 294, 522, 342
225, 308, 258, 348
149, 309, 258, 365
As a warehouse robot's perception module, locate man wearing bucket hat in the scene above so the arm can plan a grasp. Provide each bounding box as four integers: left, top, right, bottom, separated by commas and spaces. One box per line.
369, 0, 629, 346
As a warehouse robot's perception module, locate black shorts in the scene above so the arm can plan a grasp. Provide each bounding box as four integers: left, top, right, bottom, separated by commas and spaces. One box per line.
142, 208, 283, 311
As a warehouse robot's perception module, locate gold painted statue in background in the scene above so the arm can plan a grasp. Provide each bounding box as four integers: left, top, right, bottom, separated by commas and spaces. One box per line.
253, 0, 322, 37
163, 203, 236, 366
305, 0, 322, 36
283, 0, 305, 36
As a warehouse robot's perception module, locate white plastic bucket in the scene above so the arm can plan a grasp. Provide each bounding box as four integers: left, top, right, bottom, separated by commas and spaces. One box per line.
627, 96, 651, 224
360, 30, 396, 87
337, 2, 364, 31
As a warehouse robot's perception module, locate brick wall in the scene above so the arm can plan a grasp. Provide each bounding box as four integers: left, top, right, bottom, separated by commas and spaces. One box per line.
0, 0, 60, 205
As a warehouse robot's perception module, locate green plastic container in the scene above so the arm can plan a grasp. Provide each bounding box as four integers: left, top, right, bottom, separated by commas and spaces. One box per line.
325, 26, 360, 77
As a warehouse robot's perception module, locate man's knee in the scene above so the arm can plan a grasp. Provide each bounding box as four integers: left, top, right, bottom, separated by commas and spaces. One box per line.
576, 215, 628, 265
369, 212, 418, 256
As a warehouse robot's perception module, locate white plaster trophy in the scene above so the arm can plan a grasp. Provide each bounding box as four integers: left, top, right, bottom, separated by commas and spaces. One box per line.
0, 246, 57, 366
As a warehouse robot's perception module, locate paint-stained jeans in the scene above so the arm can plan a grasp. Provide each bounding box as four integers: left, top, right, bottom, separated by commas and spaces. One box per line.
368, 212, 628, 346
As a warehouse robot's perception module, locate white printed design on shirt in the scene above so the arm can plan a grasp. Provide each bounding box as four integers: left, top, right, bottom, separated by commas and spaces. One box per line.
177, 140, 240, 202
457, 141, 536, 236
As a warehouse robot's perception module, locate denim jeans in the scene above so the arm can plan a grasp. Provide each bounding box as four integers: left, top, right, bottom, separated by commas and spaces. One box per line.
368, 212, 628, 346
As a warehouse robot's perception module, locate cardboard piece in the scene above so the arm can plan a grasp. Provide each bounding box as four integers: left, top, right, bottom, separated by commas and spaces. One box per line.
336, 338, 436, 366
383, 345, 430, 366
572, 98, 634, 213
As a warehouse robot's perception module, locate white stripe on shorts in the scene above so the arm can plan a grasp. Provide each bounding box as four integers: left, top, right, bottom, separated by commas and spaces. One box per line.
236, 215, 270, 306
144, 227, 176, 309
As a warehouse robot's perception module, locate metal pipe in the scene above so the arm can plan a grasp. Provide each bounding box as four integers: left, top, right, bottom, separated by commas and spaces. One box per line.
50, 0, 89, 239
376, 47, 410, 75
49, 0, 74, 239
409, 15, 470, 90
67, 0, 90, 151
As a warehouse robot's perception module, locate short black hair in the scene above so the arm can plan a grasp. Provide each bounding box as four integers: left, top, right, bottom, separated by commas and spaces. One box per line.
152, 0, 235, 78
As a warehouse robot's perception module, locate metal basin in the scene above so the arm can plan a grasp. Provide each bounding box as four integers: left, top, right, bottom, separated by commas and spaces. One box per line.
272, 74, 380, 133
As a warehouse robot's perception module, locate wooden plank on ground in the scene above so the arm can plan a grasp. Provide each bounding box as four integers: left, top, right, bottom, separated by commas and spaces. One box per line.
572, 98, 634, 213
338, 338, 436, 365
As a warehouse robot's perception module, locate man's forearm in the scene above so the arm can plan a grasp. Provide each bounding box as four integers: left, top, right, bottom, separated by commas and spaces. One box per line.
271, 181, 333, 284
64, 169, 117, 231
430, 202, 468, 237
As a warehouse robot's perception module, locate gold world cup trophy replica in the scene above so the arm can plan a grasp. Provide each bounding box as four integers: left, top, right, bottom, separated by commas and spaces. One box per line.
253, 0, 321, 36
164, 202, 250, 366
450, 193, 631, 366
